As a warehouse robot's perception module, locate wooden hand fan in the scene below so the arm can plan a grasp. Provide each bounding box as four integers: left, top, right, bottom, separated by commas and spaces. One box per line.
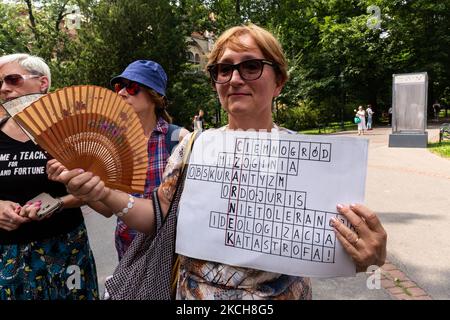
1, 93, 45, 141
13, 85, 148, 193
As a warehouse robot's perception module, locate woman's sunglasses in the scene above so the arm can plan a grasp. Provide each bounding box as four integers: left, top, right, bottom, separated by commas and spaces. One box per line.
0, 74, 40, 88
113, 81, 140, 96
207, 59, 276, 84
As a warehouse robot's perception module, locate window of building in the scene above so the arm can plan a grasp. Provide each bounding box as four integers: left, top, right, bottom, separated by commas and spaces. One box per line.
187, 52, 194, 63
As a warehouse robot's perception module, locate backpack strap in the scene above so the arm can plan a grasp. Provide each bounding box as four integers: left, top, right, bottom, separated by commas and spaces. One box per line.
165, 124, 181, 154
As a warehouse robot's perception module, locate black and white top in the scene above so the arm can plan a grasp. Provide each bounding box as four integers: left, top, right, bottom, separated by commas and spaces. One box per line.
0, 126, 83, 244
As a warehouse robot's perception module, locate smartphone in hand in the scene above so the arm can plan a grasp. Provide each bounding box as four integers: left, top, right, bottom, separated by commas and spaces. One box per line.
27, 192, 63, 218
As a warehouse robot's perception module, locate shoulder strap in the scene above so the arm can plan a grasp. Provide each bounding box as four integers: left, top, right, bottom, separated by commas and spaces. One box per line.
165, 124, 181, 154
167, 130, 201, 297
156, 130, 201, 228
181, 130, 201, 171
165, 130, 201, 219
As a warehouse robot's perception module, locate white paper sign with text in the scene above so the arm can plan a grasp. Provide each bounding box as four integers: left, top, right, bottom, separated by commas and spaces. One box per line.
176, 130, 368, 277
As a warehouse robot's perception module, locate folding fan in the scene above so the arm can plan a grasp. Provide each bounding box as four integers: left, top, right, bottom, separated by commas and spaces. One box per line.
1, 93, 45, 141
12, 85, 148, 193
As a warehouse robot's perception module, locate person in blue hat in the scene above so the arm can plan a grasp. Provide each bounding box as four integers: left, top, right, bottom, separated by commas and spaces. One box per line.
107, 60, 188, 261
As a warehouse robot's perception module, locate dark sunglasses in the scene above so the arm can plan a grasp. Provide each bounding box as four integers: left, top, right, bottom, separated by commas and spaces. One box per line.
113, 80, 140, 96
0, 74, 40, 88
207, 59, 277, 84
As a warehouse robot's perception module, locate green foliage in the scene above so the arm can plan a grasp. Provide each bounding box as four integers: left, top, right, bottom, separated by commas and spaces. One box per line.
273, 0, 450, 127
168, 68, 217, 128
62, 0, 187, 87
275, 100, 319, 131
0, 3, 30, 54
204, 0, 278, 32
1, 0, 199, 126
1, 0, 449, 130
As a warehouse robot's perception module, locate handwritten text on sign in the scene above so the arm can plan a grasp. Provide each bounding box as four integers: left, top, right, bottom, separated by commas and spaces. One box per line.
176, 130, 368, 277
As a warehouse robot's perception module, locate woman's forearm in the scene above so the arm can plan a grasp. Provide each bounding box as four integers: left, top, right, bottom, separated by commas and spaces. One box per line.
86, 200, 115, 218
60, 194, 118, 218
60, 194, 84, 209
92, 188, 156, 234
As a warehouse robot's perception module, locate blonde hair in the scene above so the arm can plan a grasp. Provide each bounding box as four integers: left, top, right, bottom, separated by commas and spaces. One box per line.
207, 24, 288, 85
0, 53, 51, 92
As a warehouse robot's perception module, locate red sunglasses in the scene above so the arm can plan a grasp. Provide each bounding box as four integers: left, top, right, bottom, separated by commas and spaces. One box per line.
0, 74, 40, 88
113, 81, 140, 96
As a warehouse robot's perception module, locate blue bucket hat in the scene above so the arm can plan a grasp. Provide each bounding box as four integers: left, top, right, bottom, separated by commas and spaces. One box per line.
110, 60, 167, 97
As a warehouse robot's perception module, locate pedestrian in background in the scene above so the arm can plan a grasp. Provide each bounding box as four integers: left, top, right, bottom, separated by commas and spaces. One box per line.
388, 106, 393, 126
366, 104, 374, 130
432, 100, 440, 122
355, 106, 366, 135
192, 109, 205, 131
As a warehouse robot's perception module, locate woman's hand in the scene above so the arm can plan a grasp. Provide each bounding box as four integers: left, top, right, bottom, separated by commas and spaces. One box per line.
18, 201, 50, 221
47, 159, 109, 202
65, 170, 110, 202
332, 203, 387, 272
47, 159, 69, 183
0, 200, 30, 231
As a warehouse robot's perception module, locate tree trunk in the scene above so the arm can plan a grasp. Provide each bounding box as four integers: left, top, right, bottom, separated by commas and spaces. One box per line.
24, 0, 39, 43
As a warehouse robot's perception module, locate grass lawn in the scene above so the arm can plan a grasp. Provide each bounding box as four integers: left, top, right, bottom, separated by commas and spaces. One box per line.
428, 141, 450, 158
300, 121, 357, 134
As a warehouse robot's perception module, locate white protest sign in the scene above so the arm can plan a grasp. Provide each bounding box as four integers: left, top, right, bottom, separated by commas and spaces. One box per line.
176, 130, 368, 277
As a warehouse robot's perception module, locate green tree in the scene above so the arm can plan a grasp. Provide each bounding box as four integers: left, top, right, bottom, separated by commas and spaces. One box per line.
0, 3, 30, 54
272, 0, 450, 127
51, 0, 196, 125
2, 0, 449, 129
0, 0, 74, 57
